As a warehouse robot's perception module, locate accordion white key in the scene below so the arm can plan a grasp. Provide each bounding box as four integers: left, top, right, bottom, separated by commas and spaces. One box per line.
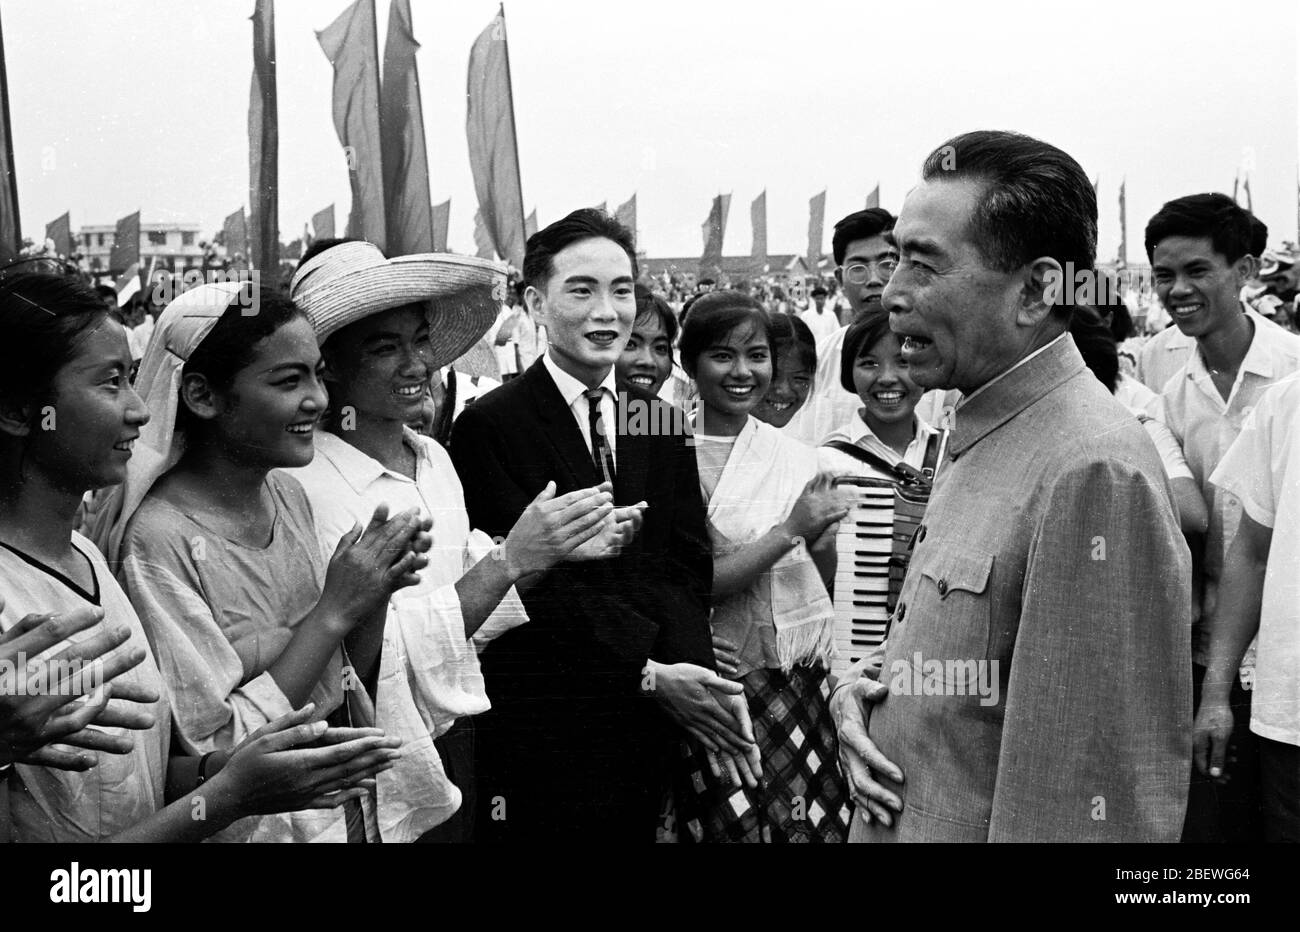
831, 479, 897, 678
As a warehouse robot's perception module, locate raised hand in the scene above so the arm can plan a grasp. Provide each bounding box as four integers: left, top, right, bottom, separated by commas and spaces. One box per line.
1, 602, 157, 770
207, 704, 403, 815
499, 481, 615, 578
317, 504, 429, 628
782, 474, 850, 544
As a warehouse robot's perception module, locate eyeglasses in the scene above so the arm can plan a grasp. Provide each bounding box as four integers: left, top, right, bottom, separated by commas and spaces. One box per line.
840, 258, 899, 285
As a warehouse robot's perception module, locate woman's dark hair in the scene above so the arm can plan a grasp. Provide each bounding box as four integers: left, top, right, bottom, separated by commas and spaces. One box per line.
769, 313, 816, 377
678, 291, 771, 379
633, 283, 679, 343
840, 309, 895, 393
1071, 305, 1119, 394
178, 283, 307, 430
0, 272, 110, 426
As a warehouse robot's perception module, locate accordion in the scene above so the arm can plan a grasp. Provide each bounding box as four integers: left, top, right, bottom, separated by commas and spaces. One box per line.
825, 433, 945, 677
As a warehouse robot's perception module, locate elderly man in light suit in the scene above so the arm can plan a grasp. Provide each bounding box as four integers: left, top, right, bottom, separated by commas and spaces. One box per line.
831, 130, 1192, 842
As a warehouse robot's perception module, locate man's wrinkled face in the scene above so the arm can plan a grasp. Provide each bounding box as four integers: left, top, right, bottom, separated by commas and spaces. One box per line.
883, 178, 1031, 393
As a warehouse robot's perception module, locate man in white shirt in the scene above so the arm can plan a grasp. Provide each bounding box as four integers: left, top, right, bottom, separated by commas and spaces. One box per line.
1200, 374, 1300, 841
799, 285, 840, 344
1147, 193, 1300, 842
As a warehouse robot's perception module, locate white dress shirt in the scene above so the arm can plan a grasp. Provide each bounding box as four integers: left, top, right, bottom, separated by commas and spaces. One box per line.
542, 351, 618, 461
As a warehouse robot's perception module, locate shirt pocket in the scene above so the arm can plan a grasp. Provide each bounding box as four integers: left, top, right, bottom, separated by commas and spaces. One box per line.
893, 548, 994, 686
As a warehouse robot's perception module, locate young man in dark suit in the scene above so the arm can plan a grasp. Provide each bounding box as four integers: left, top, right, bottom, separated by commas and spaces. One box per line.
450, 209, 753, 842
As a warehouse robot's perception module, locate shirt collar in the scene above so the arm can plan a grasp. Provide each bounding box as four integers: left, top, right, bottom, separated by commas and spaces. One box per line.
948, 333, 1084, 459
1187, 307, 1291, 383
312, 427, 429, 496
542, 351, 617, 406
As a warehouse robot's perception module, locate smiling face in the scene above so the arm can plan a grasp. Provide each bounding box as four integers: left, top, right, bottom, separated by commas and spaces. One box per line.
853, 328, 922, 432
527, 236, 636, 388
196, 315, 328, 470
1151, 236, 1251, 339
26, 316, 151, 492
616, 310, 674, 395
691, 320, 772, 435
883, 178, 1037, 394
753, 342, 812, 428
323, 304, 435, 428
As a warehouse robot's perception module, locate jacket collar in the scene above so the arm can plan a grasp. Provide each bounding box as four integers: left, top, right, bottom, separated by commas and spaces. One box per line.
948, 334, 1085, 460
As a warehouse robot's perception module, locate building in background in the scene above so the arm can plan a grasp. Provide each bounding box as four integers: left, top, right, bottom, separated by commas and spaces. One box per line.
77, 220, 219, 273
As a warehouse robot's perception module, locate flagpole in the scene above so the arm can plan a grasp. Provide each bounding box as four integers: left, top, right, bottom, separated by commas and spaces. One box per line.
499, 3, 526, 252
0, 6, 20, 254
405, 1, 434, 249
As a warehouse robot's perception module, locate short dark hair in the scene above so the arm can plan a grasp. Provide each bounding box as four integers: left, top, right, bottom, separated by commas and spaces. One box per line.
840, 309, 895, 393
633, 283, 678, 343
179, 284, 307, 431
920, 130, 1098, 283
0, 273, 109, 426
1144, 193, 1253, 265
1070, 304, 1119, 394
678, 291, 771, 379
832, 208, 896, 266
768, 313, 816, 378
522, 208, 637, 289
1248, 214, 1269, 259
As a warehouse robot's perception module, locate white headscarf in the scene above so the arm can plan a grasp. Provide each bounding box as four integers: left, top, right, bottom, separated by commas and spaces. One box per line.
84, 282, 246, 567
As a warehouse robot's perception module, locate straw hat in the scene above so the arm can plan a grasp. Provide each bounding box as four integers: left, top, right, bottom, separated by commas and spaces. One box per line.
289, 241, 507, 369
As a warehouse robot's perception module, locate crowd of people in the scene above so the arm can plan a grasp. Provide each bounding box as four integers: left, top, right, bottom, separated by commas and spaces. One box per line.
2, 128, 1298, 843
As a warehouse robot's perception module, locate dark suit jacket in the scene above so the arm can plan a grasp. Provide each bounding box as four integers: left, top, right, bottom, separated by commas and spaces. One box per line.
449, 359, 712, 838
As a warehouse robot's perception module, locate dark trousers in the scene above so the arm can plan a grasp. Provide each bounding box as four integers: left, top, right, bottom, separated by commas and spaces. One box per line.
1259, 736, 1300, 843
1182, 662, 1263, 843
415, 716, 476, 843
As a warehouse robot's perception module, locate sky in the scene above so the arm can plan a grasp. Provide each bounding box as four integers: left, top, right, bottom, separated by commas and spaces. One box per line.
5, 0, 1299, 264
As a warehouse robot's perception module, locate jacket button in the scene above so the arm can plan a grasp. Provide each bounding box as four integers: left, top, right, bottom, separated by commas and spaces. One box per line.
917, 524, 927, 543
937, 578, 948, 596
896, 603, 906, 622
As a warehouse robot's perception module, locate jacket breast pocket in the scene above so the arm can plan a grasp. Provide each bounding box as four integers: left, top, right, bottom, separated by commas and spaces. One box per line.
893, 548, 994, 676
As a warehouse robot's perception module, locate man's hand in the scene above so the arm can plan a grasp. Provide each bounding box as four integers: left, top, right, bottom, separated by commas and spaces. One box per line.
704, 692, 762, 788
568, 484, 646, 561
500, 481, 614, 577
645, 660, 754, 755
830, 676, 904, 826
1192, 694, 1235, 782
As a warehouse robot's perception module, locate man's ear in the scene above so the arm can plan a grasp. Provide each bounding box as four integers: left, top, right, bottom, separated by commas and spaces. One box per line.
0, 397, 34, 439
523, 283, 547, 324
1017, 257, 1064, 328
1234, 253, 1257, 286
179, 373, 222, 422
833, 267, 844, 289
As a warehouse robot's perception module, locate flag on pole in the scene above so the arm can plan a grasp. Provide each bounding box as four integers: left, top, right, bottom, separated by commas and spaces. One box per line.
45, 211, 72, 257
248, 0, 279, 276
223, 208, 248, 262
311, 204, 335, 242
524, 207, 537, 240
865, 184, 880, 210
1092, 176, 1099, 200
1243, 175, 1253, 215
432, 199, 450, 252
467, 6, 526, 269
700, 194, 730, 272
615, 194, 636, 247
751, 190, 767, 262
1232, 173, 1240, 205
1118, 178, 1128, 267
381, 0, 433, 255
319, 0, 386, 251
473, 209, 495, 260
0, 7, 20, 261
807, 189, 826, 270
110, 211, 140, 273
594, 201, 607, 214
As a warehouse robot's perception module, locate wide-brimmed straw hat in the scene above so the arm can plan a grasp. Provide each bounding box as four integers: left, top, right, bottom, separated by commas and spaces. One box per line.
289, 241, 506, 369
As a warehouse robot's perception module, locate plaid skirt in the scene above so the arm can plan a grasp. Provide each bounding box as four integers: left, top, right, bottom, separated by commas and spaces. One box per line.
672, 662, 851, 843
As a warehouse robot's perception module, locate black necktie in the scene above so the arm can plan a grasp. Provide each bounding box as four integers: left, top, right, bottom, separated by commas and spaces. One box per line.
586, 389, 615, 484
